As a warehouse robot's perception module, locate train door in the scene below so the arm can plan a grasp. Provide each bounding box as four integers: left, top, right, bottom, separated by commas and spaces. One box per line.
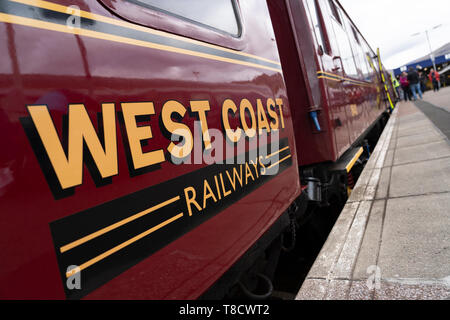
306, 0, 360, 158
267, 0, 338, 166
341, 15, 373, 142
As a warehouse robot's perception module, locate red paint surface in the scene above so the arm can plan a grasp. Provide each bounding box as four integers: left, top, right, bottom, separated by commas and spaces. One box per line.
0, 0, 389, 299
0, 0, 300, 299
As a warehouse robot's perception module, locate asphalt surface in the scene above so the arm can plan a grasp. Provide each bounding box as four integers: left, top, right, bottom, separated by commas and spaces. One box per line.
414, 99, 450, 140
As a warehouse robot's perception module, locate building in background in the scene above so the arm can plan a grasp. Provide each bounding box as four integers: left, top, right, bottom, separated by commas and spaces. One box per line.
393, 42, 450, 88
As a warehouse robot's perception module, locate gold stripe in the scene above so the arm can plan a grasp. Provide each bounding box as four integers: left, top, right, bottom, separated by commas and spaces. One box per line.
66, 213, 184, 278
10, 0, 281, 67
266, 146, 290, 159
60, 196, 181, 253
267, 154, 292, 170
318, 75, 372, 87
346, 147, 363, 172
0, 13, 282, 72
317, 70, 346, 78
317, 72, 372, 86
318, 75, 342, 82
317, 71, 358, 82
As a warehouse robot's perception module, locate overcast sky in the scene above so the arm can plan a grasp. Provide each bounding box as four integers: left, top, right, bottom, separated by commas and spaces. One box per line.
339, 0, 450, 70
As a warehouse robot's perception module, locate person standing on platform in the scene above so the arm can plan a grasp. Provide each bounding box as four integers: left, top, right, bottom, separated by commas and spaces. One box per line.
392, 75, 401, 101
428, 68, 440, 92
400, 72, 411, 101
407, 67, 423, 100
418, 71, 426, 93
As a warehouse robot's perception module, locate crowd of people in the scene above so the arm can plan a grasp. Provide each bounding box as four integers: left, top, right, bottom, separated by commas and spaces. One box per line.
393, 67, 441, 102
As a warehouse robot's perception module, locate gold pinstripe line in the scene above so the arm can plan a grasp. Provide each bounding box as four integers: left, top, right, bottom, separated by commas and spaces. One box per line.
0, 12, 282, 72
266, 154, 292, 170
318, 75, 343, 81
10, 0, 281, 67
318, 75, 373, 87
265, 146, 290, 159
66, 213, 184, 278
317, 71, 372, 85
59, 196, 181, 254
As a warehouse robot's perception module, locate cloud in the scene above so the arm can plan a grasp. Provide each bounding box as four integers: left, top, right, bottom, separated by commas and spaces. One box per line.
339, 0, 449, 69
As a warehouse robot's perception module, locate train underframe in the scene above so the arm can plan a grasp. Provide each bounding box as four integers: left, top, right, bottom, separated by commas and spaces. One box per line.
201, 110, 391, 300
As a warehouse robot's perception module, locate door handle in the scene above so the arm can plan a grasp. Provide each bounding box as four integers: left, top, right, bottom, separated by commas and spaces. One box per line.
332, 56, 344, 75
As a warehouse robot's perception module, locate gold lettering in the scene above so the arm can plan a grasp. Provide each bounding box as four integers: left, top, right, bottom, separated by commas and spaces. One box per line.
240, 99, 256, 138
267, 98, 279, 130
184, 186, 202, 216
222, 99, 242, 143
258, 156, 267, 175
121, 102, 164, 170
276, 98, 285, 129
203, 179, 217, 208
245, 162, 255, 184
256, 99, 271, 135
226, 165, 243, 191
27, 104, 118, 189
219, 173, 232, 197
250, 159, 260, 179
213, 175, 222, 200
162, 100, 193, 159
190, 100, 212, 150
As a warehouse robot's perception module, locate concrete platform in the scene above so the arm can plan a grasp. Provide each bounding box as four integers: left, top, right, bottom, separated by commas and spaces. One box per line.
422, 86, 450, 113
296, 101, 450, 300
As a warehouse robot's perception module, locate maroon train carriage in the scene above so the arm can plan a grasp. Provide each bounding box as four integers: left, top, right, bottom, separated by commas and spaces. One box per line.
0, 0, 392, 299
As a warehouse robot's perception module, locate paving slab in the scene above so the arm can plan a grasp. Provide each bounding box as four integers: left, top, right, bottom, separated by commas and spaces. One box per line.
375, 168, 390, 199
352, 200, 385, 279
325, 280, 351, 300
374, 280, 450, 300
295, 279, 327, 300
398, 112, 427, 124
396, 130, 445, 149
398, 119, 431, 131
297, 101, 450, 300
393, 140, 450, 165
378, 193, 450, 279
383, 149, 394, 167
396, 124, 438, 138
305, 201, 360, 278
332, 200, 372, 279
389, 157, 450, 197
348, 280, 374, 300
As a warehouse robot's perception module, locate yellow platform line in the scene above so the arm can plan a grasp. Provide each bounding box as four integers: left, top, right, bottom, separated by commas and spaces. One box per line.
346, 147, 364, 172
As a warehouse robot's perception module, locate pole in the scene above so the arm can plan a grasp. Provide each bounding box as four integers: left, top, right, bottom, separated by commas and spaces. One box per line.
425, 30, 437, 72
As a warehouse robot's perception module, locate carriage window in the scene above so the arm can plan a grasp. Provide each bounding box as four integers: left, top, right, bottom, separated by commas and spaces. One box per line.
351, 26, 360, 45
326, 4, 358, 76
328, 0, 342, 24
344, 17, 370, 78
306, 0, 331, 55
126, 0, 240, 36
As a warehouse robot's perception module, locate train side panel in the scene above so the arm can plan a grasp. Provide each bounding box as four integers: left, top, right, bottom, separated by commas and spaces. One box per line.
0, 0, 300, 299
273, 0, 388, 168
